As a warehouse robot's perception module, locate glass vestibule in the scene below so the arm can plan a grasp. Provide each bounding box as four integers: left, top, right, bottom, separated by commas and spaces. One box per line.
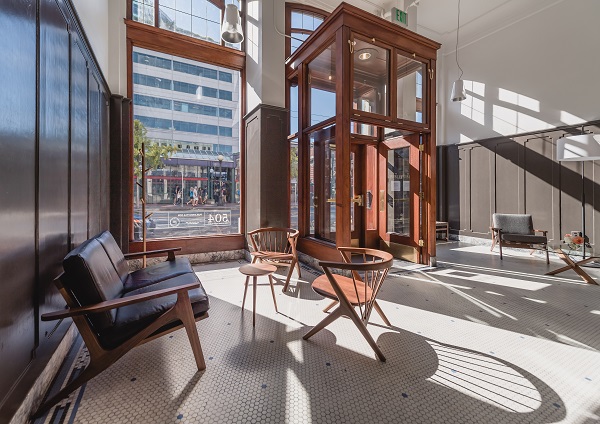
287, 3, 439, 264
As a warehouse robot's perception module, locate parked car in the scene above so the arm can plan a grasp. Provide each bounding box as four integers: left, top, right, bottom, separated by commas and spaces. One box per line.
133, 213, 156, 240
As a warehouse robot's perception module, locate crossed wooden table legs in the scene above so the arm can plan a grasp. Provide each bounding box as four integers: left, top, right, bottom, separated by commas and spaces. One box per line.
546, 248, 599, 285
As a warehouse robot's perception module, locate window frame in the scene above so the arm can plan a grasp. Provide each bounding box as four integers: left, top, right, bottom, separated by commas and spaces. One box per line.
128, 0, 245, 51
126, 7, 246, 254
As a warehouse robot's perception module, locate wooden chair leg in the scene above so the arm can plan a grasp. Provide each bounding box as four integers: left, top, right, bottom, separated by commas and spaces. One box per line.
498, 240, 503, 260
346, 308, 386, 362
545, 245, 549, 264
241, 276, 250, 310
253, 276, 257, 327
303, 307, 343, 340
268, 275, 278, 313
295, 259, 301, 278
176, 291, 206, 371
282, 260, 295, 292
373, 301, 391, 327
323, 300, 338, 313
490, 235, 496, 251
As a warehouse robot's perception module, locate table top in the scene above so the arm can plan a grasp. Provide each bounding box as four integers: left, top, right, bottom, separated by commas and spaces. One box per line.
239, 263, 277, 276
550, 242, 598, 258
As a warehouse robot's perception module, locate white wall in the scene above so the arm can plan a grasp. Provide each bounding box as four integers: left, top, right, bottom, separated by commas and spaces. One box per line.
71, 0, 109, 78
441, 0, 600, 145
107, 0, 127, 96
246, 0, 286, 111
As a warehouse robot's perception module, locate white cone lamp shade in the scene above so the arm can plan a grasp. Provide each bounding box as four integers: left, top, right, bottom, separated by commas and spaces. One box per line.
557, 134, 600, 161
221, 4, 244, 44
451, 79, 466, 102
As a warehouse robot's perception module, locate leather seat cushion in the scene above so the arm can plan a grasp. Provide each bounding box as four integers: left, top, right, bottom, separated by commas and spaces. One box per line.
124, 257, 194, 292
99, 272, 209, 349
501, 233, 547, 244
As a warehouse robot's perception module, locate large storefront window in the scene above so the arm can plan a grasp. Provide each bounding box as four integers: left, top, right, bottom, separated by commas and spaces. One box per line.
132, 46, 241, 239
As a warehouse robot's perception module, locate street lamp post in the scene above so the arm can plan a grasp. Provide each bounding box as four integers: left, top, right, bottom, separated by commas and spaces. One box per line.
217, 154, 224, 206
209, 168, 214, 203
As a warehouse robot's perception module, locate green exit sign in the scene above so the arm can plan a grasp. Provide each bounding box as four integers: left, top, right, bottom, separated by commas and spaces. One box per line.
391, 7, 408, 26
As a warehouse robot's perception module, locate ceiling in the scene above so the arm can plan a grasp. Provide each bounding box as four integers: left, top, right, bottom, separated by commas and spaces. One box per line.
292, 0, 563, 53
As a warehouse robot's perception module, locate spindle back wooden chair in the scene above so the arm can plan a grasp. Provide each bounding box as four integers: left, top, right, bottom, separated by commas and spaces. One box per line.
303, 247, 393, 361
247, 227, 301, 292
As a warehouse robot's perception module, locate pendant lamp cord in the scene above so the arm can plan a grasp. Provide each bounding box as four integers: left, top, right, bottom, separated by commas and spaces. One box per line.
455, 0, 464, 79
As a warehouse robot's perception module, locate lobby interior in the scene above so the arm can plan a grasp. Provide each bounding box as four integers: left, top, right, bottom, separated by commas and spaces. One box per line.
1, 0, 599, 423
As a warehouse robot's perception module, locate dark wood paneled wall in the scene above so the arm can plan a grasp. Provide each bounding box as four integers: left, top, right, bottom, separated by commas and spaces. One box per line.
0, 0, 110, 418
244, 104, 289, 232
438, 121, 600, 245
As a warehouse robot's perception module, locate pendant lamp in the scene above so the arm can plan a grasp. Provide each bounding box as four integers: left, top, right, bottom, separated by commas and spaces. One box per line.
451, 0, 466, 102
221, 4, 244, 44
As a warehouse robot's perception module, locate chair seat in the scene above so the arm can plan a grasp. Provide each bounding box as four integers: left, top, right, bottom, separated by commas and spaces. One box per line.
99, 273, 209, 349
124, 257, 194, 292
251, 251, 294, 261
312, 274, 372, 305
501, 233, 547, 244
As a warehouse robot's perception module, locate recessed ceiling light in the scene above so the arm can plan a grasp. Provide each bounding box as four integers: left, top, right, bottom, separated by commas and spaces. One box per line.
357, 48, 377, 61
358, 51, 371, 60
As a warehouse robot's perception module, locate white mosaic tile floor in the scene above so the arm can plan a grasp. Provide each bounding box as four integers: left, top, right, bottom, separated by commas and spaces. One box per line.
36, 244, 600, 423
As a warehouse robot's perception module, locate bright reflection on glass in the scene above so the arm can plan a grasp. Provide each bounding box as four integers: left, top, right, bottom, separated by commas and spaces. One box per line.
353, 39, 389, 116
387, 147, 410, 236
560, 110, 585, 126
498, 88, 540, 112
492, 104, 553, 136
308, 43, 336, 125
396, 53, 426, 122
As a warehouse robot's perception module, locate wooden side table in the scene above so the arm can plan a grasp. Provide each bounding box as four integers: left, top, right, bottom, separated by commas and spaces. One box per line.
239, 263, 278, 326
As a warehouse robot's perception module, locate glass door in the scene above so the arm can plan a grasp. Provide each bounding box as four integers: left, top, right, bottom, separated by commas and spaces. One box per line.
309, 126, 336, 242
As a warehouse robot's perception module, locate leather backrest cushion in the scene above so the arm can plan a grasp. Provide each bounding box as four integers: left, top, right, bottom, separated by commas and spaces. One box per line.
493, 214, 534, 235
62, 237, 124, 330
96, 230, 129, 283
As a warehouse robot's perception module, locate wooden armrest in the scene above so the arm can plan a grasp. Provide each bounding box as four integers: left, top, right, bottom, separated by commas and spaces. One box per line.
490, 227, 502, 232
534, 229, 548, 235
124, 247, 181, 261
41, 282, 200, 321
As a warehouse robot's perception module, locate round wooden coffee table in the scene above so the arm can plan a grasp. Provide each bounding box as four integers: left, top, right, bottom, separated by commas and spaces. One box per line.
239, 263, 278, 327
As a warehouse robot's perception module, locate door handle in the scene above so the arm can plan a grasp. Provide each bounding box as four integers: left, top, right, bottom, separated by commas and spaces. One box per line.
326, 198, 336, 203
352, 194, 363, 206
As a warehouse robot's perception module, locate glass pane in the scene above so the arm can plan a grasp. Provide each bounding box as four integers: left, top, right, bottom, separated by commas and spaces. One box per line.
308, 42, 336, 126
159, 6, 176, 31
308, 128, 336, 242
387, 147, 410, 236
132, 1, 155, 25
350, 121, 375, 136
290, 139, 299, 230
132, 46, 241, 239
290, 82, 298, 135
291, 11, 302, 28
290, 32, 309, 55
396, 53, 426, 123
175, 10, 192, 35
353, 39, 389, 116
191, 16, 207, 40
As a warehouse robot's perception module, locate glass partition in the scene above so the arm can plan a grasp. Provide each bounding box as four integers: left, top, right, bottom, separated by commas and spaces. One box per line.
396, 53, 426, 123
387, 147, 410, 236
353, 38, 389, 116
308, 126, 336, 241
290, 138, 298, 229
308, 42, 336, 126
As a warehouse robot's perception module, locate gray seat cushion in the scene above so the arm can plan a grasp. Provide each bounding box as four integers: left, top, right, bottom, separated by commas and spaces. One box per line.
493, 213, 534, 235
99, 273, 210, 349
501, 233, 547, 244
124, 257, 194, 292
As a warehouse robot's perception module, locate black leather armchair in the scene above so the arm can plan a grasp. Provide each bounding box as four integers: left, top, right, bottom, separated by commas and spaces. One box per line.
33, 231, 209, 418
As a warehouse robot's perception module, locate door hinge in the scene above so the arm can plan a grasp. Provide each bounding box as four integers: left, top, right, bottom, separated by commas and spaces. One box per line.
418, 144, 424, 151
418, 192, 424, 199
418, 239, 424, 247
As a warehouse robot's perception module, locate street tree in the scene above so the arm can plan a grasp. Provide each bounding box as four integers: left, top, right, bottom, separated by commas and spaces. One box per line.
133, 119, 177, 179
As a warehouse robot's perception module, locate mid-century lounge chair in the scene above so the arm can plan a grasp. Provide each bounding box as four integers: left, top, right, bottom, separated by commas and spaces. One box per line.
247, 227, 301, 292
491, 213, 549, 264
33, 231, 209, 418
303, 247, 393, 362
